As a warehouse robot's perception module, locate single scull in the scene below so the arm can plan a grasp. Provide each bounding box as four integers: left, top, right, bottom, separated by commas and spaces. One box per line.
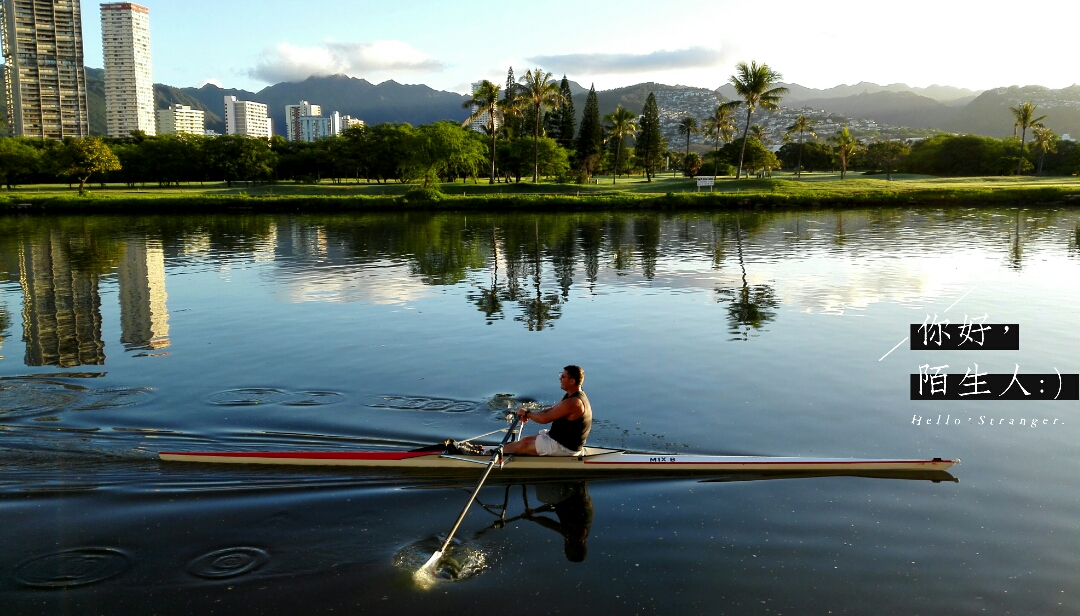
159, 447, 956, 473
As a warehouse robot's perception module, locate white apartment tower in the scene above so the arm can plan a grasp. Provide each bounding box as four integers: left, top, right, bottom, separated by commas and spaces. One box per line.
224, 95, 272, 138
285, 100, 321, 141
156, 104, 204, 135
101, 2, 155, 137
468, 81, 498, 134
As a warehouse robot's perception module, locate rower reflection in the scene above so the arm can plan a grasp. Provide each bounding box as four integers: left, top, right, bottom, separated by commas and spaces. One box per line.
476, 482, 594, 563
525, 482, 593, 562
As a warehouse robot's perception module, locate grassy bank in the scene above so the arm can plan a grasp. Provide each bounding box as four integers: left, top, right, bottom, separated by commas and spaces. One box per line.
3, 174, 1079, 213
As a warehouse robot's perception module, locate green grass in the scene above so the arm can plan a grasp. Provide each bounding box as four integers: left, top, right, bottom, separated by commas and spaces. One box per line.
3, 173, 1080, 212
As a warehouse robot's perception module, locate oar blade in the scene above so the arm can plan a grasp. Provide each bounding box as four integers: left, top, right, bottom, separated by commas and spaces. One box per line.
413, 550, 444, 587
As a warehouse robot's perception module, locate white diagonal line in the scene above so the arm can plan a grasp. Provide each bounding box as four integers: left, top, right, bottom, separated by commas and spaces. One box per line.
879, 337, 908, 362
944, 285, 977, 313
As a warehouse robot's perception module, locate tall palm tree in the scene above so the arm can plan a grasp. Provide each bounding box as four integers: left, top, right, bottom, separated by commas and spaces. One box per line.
702, 103, 738, 180
518, 68, 566, 183
676, 116, 699, 159
1010, 101, 1047, 175
784, 115, 817, 178
1030, 125, 1058, 176
462, 80, 503, 184
726, 61, 788, 179
829, 126, 862, 179
603, 105, 638, 185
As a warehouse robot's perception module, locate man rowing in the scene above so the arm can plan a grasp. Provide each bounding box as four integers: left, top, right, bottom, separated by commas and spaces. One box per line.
502, 365, 592, 456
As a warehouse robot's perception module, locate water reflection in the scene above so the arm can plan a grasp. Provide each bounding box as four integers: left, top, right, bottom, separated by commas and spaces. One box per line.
0, 208, 1076, 358
118, 239, 170, 351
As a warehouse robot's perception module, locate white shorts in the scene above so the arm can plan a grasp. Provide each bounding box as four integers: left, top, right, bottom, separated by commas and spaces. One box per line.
535, 430, 582, 456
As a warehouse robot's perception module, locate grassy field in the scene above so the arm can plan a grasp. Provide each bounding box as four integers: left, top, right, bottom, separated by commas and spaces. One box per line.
3, 173, 1080, 211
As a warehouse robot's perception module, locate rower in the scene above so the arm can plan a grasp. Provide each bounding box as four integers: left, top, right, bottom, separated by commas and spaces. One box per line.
503, 365, 591, 456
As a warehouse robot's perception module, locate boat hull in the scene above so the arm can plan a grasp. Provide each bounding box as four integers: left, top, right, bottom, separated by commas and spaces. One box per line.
159, 448, 956, 473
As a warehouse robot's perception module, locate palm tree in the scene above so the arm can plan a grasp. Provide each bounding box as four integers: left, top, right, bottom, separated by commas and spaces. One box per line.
829, 126, 862, 179
749, 125, 769, 145
1009, 101, 1047, 175
518, 68, 566, 183
603, 105, 638, 185
1030, 126, 1058, 176
462, 80, 503, 184
701, 103, 738, 180
784, 115, 817, 177
676, 116, 699, 159
726, 61, 788, 179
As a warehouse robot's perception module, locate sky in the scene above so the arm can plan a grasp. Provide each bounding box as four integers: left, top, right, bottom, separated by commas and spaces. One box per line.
76, 0, 1079, 94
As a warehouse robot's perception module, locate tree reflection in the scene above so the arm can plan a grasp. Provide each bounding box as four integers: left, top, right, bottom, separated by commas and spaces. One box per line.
715, 217, 779, 340
515, 221, 561, 331
472, 227, 503, 323
1009, 208, 1024, 270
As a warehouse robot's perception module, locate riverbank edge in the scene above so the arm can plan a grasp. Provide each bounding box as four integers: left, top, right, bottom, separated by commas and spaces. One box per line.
3, 186, 1079, 213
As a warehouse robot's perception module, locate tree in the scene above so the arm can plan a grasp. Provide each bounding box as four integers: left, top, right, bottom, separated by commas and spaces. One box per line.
1030, 126, 1058, 176
702, 103, 738, 179
784, 115, 817, 177
502, 67, 524, 138
603, 105, 638, 185
725, 61, 788, 179
56, 137, 121, 195
575, 85, 603, 179
518, 68, 566, 182
462, 79, 503, 184
553, 76, 576, 151
683, 151, 702, 177
865, 140, 911, 180
749, 125, 770, 145
0, 137, 41, 189
402, 121, 480, 189
636, 92, 666, 181
829, 127, 862, 179
203, 135, 276, 187
676, 116, 699, 160
1009, 101, 1047, 175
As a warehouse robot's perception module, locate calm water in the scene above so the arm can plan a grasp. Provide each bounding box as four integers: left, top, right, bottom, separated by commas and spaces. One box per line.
1, 209, 1078, 614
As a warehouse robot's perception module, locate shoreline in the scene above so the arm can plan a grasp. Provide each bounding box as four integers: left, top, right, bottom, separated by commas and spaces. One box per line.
3, 183, 1079, 213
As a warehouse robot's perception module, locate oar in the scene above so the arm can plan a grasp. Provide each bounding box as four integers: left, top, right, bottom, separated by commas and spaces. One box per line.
417, 415, 522, 577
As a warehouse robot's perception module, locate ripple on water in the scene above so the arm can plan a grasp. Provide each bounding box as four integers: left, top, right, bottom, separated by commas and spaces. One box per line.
185, 547, 270, 579
14, 548, 131, 588
0, 380, 151, 418
207, 388, 287, 406
280, 391, 344, 406
394, 536, 490, 584
366, 395, 477, 413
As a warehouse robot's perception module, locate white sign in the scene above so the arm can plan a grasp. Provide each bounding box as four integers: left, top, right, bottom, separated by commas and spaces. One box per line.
696, 176, 715, 187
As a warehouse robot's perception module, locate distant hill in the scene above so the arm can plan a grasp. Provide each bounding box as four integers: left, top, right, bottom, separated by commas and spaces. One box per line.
790, 90, 958, 130
571, 82, 724, 124
717, 81, 983, 104
943, 85, 1080, 138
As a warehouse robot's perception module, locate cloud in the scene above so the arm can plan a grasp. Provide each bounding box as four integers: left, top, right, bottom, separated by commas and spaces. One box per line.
526, 47, 727, 75
197, 78, 223, 88
248, 41, 444, 83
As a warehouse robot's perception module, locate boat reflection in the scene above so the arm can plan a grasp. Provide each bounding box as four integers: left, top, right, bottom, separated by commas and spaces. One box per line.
475, 482, 593, 563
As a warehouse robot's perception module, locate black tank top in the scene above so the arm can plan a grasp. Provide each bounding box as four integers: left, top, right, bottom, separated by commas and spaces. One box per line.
547, 391, 592, 451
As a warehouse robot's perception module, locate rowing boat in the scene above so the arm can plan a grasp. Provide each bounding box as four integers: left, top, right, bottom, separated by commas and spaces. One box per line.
159, 447, 957, 473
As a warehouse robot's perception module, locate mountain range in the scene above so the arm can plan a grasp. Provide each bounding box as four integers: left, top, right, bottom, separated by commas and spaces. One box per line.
3, 67, 1079, 140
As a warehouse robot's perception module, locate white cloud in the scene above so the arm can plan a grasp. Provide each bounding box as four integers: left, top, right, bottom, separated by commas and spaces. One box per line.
248, 40, 445, 83
526, 47, 727, 75
197, 78, 223, 88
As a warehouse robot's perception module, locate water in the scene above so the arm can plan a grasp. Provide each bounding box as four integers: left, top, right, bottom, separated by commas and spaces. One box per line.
0, 209, 1078, 614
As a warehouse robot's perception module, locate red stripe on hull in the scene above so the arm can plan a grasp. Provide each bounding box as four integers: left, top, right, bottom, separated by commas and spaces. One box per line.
158, 451, 436, 461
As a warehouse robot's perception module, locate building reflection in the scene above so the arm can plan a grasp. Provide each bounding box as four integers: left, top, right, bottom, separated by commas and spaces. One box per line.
18, 233, 106, 367
118, 239, 170, 351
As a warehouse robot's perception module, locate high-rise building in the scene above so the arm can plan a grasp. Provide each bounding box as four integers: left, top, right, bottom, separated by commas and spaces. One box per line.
340, 115, 364, 131
0, 0, 90, 139
467, 81, 497, 134
156, 104, 204, 135
285, 100, 321, 141
224, 95, 272, 138
101, 2, 154, 137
